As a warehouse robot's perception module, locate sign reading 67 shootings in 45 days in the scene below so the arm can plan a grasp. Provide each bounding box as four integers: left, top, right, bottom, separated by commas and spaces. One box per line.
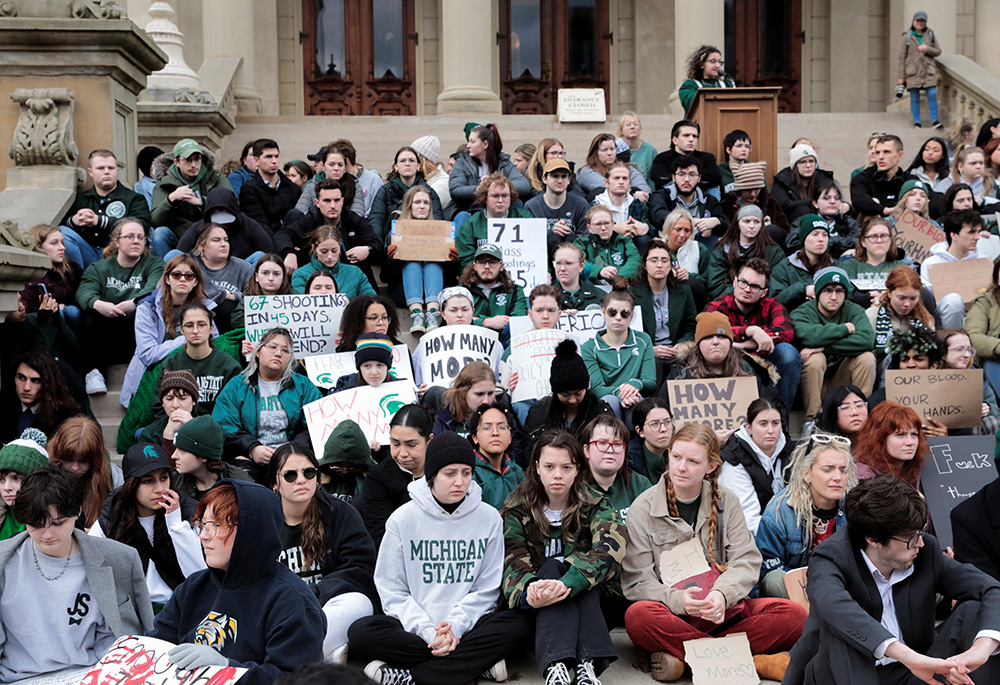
245, 293, 348, 358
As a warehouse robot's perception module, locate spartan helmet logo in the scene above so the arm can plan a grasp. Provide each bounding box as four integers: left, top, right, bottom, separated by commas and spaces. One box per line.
194, 611, 238, 649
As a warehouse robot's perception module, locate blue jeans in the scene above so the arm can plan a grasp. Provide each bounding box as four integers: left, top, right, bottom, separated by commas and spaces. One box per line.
59, 225, 104, 268
765, 342, 802, 410
401, 261, 444, 307
150, 226, 178, 258
910, 86, 939, 124
513, 399, 536, 425
61, 305, 82, 329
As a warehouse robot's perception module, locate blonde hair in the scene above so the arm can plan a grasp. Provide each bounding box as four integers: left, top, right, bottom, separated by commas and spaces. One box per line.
660, 208, 695, 241
102, 218, 150, 259
665, 424, 727, 571
616, 110, 641, 137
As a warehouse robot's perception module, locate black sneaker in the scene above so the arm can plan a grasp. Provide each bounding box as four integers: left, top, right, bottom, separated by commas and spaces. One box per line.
933, 120, 943, 129
364, 660, 414, 684
913, 122, 922, 128
576, 659, 602, 685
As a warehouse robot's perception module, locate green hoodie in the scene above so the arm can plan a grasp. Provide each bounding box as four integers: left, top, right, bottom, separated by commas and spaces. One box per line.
151, 162, 233, 237
790, 298, 875, 357
597, 471, 652, 525
575, 232, 640, 284
580, 329, 657, 398
76, 254, 165, 309
320, 419, 377, 502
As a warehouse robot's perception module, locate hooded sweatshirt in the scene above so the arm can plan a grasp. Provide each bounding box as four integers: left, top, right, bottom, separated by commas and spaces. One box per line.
376, 478, 504, 643
320, 420, 377, 502
150, 151, 234, 238
919, 241, 982, 290
176, 188, 275, 260
149, 480, 325, 685
76, 254, 165, 309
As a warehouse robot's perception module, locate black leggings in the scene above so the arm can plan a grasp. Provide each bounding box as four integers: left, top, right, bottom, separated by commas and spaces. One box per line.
82, 308, 137, 373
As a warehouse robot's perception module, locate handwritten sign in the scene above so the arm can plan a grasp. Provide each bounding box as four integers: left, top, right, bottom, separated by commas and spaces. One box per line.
245, 293, 348, 358
487, 218, 548, 294
304, 380, 416, 455
783, 567, 810, 611
509, 329, 569, 402
78, 635, 246, 685
658, 537, 711, 588
666, 377, 759, 434
684, 633, 760, 685
418, 325, 500, 388
509, 306, 644, 343
893, 209, 946, 264
390, 219, 455, 261
926, 258, 993, 306
885, 369, 983, 429
851, 274, 887, 292
921, 435, 997, 549
304, 344, 414, 389
557, 88, 607, 122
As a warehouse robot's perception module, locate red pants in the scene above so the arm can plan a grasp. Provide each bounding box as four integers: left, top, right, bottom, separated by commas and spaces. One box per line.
624, 599, 806, 659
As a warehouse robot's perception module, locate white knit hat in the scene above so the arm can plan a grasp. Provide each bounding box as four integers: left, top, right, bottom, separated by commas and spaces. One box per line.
411, 135, 440, 163
789, 143, 818, 168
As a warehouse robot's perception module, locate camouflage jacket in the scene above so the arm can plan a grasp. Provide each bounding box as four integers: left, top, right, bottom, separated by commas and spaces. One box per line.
501, 485, 626, 608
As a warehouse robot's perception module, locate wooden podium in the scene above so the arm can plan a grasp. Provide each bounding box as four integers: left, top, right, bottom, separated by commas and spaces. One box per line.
688, 87, 782, 184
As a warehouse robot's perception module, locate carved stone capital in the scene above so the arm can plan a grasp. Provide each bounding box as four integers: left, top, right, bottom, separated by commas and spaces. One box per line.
8, 88, 79, 167
0, 220, 36, 251
71, 0, 127, 20
174, 87, 214, 105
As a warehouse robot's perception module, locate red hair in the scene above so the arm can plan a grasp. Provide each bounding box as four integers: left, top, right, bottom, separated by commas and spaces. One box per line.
878, 266, 934, 329
853, 402, 927, 487
194, 483, 239, 540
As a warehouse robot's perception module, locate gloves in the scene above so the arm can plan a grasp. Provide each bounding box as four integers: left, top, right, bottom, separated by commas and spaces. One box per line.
168, 643, 229, 670
386, 243, 397, 259
448, 247, 458, 261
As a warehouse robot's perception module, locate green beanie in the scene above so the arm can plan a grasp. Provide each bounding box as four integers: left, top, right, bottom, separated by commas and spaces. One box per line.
174, 416, 225, 461
798, 213, 831, 247
321, 420, 377, 469
0, 439, 48, 477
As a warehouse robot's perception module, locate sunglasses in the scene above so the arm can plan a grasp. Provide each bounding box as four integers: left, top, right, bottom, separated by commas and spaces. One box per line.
809, 433, 852, 448
606, 308, 632, 319
281, 467, 317, 483
169, 271, 197, 282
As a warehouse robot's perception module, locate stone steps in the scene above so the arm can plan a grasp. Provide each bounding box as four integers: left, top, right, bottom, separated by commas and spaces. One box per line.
90, 364, 127, 461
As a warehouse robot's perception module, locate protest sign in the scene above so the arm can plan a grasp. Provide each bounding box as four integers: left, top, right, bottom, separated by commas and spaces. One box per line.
508, 306, 644, 344
418, 325, 500, 388
304, 344, 414, 389
666, 377, 759, 434
783, 567, 810, 611
885, 368, 982, 429
304, 380, 417, 455
657, 537, 711, 588
684, 633, 760, 685
926, 258, 993, 306
390, 219, 454, 261
244, 293, 347, 358
508, 329, 569, 402
921, 435, 997, 549
78, 634, 246, 685
487, 218, 548, 293
893, 209, 946, 264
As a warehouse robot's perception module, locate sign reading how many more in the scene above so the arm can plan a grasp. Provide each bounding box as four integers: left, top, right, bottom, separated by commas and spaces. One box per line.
303, 380, 417, 456
921, 435, 998, 549
304, 344, 414, 389
666, 377, 759, 435
509, 329, 569, 402
245, 293, 348, 358
487, 218, 549, 294
419, 324, 501, 388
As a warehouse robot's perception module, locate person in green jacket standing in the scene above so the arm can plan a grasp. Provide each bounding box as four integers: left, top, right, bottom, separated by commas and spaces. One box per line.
791, 267, 877, 425
468, 402, 524, 511
678, 45, 735, 116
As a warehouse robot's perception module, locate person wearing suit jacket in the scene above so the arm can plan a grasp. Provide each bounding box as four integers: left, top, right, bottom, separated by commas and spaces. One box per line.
784, 474, 1000, 685
0, 464, 154, 682
951, 477, 1000, 581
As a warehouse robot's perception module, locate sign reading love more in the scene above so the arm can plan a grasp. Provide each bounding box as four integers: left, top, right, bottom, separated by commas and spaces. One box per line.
304, 345, 414, 389
666, 377, 759, 434
245, 293, 348, 358
921, 435, 998, 549
79, 635, 246, 685
390, 219, 455, 261
304, 381, 417, 455
508, 306, 644, 343
509, 329, 569, 402
885, 369, 983, 429
684, 633, 760, 685
893, 209, 946, 264
419, 325, 500, 388
487, 218, 548, 293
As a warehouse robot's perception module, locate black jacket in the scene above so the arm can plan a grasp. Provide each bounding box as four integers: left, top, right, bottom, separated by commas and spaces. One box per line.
354, 456, 415, 548
649, 148, 723, 194
849, 166, 914, 218
368, 176, 444, 241
648, 184, 730, 236
720, 432, 793, 515
177, 187, 275, 259
277, 209, 382, 291
771, 166, 838, 224
239, 170, 302, 235
951, 478, 1000, 581
310, 491, 380, 607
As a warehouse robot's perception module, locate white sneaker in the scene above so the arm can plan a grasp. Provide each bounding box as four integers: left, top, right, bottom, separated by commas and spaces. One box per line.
85, 369, 107, 395
329, 643, 348, 664
481, 658, 508, 681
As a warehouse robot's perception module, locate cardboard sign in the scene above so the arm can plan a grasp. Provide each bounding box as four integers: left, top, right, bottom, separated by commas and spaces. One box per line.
921, 435, 998, 549
487, 218, 549, 294
508, 306, 644, 343
304, 380, 417, 455
390, 219, 455, 261
885, 369, 983, 429
78, 635, 246, 685
926, 258, 993, 306
509, 329, 569, 402
557, 87, 607, 122
244, 293, 348, 358
304, 344, 414, 388
418, 325, 501, 388
893, 209, 946, 264
783, 567, 810, 611
685, 633, 760, 685
666, 377, 759, 434
657, 537, 711, 588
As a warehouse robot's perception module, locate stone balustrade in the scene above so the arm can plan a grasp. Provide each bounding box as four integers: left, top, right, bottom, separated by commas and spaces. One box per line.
936, 54, 1000, 128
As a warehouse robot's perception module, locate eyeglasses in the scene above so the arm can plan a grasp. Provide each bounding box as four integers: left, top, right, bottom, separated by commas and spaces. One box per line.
646, 257, 671, 265
606, 308, 632, 319
589, 439, 627, 454
475, 258, 501, 266
366, 314, 390, 324
169, 271, 197, 282
192, 520, 229, 540
181, 321, 210, 330
865, 233, 892, 242
674, 171, 700, 179
262, 342, 291, 356
948, 346, 975, 354
119, 234, 146, 242
645, 419, 673, 431
890, 531, 924, 549
735, 277, 765, 293
478, 423, 511, 434
590, 221, 613, 228
547, 150, 566, 158
281, 467, 318, 483
809, 433, 852, 447
705, 59, 722, 65
837, 400, 867, 412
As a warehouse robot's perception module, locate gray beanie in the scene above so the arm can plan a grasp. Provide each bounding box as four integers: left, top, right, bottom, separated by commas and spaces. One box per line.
736, 204, 764, 223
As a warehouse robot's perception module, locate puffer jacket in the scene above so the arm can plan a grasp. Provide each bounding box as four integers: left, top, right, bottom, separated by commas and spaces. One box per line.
448, 151, 530, 211
897, 27, 941, 90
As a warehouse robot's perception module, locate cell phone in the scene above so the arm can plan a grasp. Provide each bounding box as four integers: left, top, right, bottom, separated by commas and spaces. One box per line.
38, 284, 49, 300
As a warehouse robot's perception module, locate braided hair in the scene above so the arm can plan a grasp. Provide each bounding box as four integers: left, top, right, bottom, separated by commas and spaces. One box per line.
665, 423, 727, 571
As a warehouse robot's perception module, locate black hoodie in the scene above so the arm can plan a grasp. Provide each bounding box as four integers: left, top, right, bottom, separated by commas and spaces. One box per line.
177, 188, 275, 259
148, 480, 325, 685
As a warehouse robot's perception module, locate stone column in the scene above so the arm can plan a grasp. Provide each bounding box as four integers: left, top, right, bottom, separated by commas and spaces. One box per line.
670, 0, 724, 115
202, 0, 262, 114
436, 0, 501, 114
830, 0, 869, 112
145, 0, 199, 89
975, 0, 1000, 78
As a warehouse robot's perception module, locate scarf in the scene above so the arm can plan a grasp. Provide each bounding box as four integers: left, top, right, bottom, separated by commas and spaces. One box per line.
874, 303, 928, 352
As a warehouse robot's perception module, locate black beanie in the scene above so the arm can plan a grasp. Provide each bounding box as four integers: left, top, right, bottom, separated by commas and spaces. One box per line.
137, 145, 164, 177
549, 339, 590, 393
424, 431, 476, 483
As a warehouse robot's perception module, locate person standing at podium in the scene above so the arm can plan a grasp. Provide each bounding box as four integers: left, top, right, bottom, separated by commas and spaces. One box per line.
678, 45, 735, 116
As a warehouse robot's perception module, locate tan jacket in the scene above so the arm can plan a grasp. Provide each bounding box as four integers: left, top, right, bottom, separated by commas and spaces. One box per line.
897, 29, 941, 90
622, 475, 761, 615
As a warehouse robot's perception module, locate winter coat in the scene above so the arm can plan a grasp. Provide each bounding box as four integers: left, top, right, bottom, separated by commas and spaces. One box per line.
356, 457, 419, 547
473, 450, 523, 511
630, 281, 697, 345
755, 487, 846, 581
455, 207, 534, 270
575, 231, 641, 283
467, 281, 527, 326
649, 183, 730, 234
368, 176, 444, 240
898, 27, 941, 90
239, 170, 302, 235
719, 426, 794, 535
62, 182, 152, 248
849, 166, 914, 218
966, 290, 1000, 361
298, 492, 378, 607
228, 166, 254, 198
290, 255, 376, 297
524, 393, 614, 442
771, 252, 819, 312
276, 207, 382, 261
705, 242, 786, 300
150, 150, 234, 238
176, 187, 275, 259
771, 167, 838, 224
448, 151, 530, 211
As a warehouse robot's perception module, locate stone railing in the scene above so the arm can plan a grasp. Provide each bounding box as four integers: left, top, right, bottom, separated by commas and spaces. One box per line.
936, 54, 1000, 128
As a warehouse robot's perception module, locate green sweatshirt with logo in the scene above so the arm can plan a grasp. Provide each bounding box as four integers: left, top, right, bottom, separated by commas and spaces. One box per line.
76, 254, 165, 309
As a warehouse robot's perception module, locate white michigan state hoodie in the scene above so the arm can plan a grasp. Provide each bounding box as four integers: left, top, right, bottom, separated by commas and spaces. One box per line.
375, 478, 504, 642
